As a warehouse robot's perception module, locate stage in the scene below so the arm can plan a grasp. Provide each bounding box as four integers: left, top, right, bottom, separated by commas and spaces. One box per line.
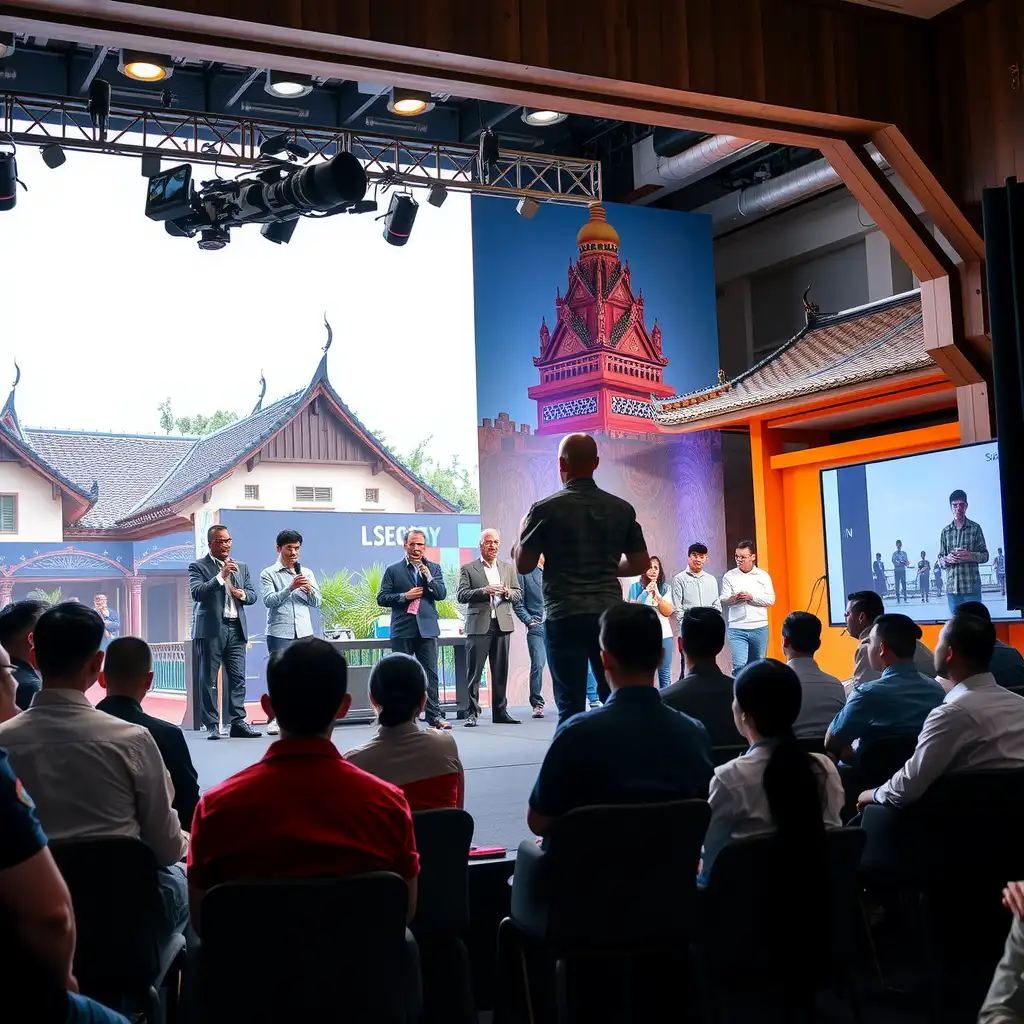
185, 709, 558, 852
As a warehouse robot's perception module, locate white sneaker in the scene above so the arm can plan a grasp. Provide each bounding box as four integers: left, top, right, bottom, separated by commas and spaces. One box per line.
267, 719, 280, 735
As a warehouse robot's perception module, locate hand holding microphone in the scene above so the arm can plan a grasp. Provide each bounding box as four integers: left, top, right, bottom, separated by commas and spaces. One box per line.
419, 560, 432, 583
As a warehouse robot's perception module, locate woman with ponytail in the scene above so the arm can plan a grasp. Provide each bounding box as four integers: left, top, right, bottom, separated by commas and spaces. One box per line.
698, 659, 843, 886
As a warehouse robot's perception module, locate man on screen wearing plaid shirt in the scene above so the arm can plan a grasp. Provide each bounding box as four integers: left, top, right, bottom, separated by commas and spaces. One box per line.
937, 489, 989, 614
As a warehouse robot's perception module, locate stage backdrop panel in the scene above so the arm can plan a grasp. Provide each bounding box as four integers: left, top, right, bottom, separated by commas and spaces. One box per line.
471, 197, 726, 703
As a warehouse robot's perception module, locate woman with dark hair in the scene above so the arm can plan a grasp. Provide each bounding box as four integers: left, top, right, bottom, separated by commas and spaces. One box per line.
698, 659, 843, 885
627, 556, 674, 687
345, 653, 464, 810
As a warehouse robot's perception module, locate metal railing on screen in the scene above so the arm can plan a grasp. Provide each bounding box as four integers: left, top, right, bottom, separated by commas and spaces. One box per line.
151, 642, 188, 692
342, 642, 481, 703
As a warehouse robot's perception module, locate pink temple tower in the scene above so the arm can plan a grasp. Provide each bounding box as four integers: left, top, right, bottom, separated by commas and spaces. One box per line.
526, 203, 675, 437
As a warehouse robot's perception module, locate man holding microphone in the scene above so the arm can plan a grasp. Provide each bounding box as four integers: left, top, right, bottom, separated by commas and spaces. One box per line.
261, 528, 322, 735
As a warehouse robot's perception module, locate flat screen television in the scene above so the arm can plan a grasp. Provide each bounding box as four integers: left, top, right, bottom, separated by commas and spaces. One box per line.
820, 441, 1016, 625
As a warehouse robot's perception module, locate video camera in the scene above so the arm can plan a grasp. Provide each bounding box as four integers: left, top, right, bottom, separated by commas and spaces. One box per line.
145, 134, 372, 249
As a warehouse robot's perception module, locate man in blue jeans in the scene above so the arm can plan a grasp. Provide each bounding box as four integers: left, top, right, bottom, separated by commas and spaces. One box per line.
937, 488, 989, 615
515, 556, 547, 718
513, 434, 649, 724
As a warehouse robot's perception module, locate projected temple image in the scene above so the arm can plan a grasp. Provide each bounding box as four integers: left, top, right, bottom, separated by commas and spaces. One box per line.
821, 441, 1011, 625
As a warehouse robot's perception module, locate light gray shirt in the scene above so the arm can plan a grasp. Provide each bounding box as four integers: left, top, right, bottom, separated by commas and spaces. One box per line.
671, 570, 722, 622
261, 560, 323, 639
980, 914, 1024, 1023
0, 688, 186, 865
787, 657, 847, 741
874, 672, 1024, 808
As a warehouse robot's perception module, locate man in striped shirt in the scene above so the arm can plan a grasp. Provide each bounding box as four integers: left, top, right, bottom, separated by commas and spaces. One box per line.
937, 489, 989, 614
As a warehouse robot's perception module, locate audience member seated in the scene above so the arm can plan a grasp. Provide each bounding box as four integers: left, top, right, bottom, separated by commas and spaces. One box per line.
979, 879, 1024, 1023
0, 603, 188, 941
843, 590, 934, 695
858, 613, 1024, 811
0, 747, 130, 1024
526, 603, 712, 839
345, 653, 464, 811
187, 638, 420, 930
780, 612, 845, 741
826, 614, 944, 764
0, 641, 18, 723
699, 659, 844, 886
661, 607, 743, 749
954, 601, 1024, 692
0, 600, 46, 711
96, 637, 201, 831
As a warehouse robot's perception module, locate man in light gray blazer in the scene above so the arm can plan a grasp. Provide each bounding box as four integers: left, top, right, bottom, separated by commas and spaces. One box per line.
457, 528, 522, 726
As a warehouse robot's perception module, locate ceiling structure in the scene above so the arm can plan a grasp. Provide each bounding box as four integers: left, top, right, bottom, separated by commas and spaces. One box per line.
838, 0, 966, 16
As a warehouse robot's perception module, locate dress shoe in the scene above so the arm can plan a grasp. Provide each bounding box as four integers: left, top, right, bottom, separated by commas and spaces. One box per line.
428, 718, 452, 730
205, 725, 220, 741
229, 722, 262, 738
464, 715, 478, 728
493, 712, 521, 725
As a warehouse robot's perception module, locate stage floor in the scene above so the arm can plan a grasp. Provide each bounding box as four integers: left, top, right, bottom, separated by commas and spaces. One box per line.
185, 708, 557, 852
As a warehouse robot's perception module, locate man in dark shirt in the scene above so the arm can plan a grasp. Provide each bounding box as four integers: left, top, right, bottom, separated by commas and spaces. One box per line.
96, 637, 201, 830
527, 603, 712, 838
954, 601, 1024, 691
0, 600, 46, 710
661, 607, 743, 751
513, 433, 649, 723
515, 555, 547, 718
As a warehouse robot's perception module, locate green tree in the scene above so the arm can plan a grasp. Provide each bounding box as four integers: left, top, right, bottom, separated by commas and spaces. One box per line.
369, 433, 480, 513
157, 400, 238, 436
158, 398, 174, 434
26, 586, 62, 605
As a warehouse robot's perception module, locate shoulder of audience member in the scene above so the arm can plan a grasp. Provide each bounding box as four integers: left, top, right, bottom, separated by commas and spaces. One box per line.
712, 751, 753, 789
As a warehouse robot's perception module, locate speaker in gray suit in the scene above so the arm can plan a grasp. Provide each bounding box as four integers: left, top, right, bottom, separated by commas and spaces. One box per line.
457, 529, 522, 726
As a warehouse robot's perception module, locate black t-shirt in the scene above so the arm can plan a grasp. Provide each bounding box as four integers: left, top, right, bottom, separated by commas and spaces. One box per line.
0, 746, 47, 869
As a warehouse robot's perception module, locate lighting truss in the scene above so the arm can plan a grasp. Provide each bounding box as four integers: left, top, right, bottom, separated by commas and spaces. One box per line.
0, 90, 602, 205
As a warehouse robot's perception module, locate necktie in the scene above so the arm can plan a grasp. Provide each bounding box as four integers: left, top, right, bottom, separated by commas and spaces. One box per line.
408, 562, 422, 616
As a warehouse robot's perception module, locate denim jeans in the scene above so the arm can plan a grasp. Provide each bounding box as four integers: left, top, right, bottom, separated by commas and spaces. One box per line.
544, 613, 605, 724
658, 637, 674, 688
947, 591, 982, 615
266, 635, 291, 654
586, 665, 599, 705
65, 993, 131, 1023
728, 626, 769, 673
158, 862, 190, 938
525, 623, 546, 709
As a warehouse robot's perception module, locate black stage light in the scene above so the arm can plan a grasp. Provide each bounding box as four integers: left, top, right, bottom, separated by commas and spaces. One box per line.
40, 144, 66, 169
427, 183, 447, 208
0, 138, 20, 212
141, 153, 161, 178
89, 78, 111, 139
118, 50, 173, 82
383, 192, 418, 246
0, 32, 15, 59
261, 219, 298, 245
477, 129, 500, 184
265, 70, 313, 100
516, 197, 540, 219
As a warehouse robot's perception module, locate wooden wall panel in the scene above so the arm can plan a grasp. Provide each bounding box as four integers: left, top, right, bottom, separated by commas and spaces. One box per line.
260, 405, 375, 463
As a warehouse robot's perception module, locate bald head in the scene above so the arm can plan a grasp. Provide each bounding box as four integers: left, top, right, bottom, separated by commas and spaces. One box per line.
558, 433, 599, 482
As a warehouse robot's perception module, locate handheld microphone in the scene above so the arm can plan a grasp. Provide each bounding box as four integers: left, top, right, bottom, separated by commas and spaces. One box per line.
294, 561, 302, 577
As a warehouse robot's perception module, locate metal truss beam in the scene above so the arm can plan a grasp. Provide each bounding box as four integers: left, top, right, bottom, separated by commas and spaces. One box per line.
0, 90, 602, 204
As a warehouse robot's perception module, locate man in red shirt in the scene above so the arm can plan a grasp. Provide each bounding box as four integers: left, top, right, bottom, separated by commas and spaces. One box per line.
187, 638, 420, 932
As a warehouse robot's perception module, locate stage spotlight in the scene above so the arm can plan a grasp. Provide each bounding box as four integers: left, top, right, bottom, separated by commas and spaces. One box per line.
516, 197, 540, 219
40, 144, 66, 169
264, 70, 313, 99
522, 109, 567, 127
89, 78, 111, 139
388, 88, 433, 117
118, 50, 173, 82
427, 183, 448, 208
383, 192, 418, 246
261, 219, 298, 245
477, 129, 500, 184
141, 153, 161, 177
0, 32, 15, 59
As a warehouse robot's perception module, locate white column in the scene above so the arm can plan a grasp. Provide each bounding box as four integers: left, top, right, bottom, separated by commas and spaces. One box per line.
865, 229, 895, 302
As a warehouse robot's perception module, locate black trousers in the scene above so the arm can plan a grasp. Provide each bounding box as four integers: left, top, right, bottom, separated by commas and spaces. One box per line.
391, 635, 444, 722
196, 619, 247, 728
466, 620, 510, 717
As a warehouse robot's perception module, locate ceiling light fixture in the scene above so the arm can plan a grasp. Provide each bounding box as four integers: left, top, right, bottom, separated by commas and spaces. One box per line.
522, 109, 567, 127
388, 88, 433, 117
40, 143, 66, 169
516, 197, 540, 219
118, 50, 173, 83
264, 69, 313, 100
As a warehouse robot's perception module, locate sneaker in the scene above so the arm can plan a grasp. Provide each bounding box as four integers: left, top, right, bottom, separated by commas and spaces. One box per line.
589, 700, 600, 709
532, 707, 545, 719
205, 724, 220, 741
464, 715, 478, 728
267, 718, 280, 735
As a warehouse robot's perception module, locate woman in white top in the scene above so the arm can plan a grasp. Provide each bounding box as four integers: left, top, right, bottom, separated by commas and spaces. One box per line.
720, 538, 776, 671
699, 659, 844, 886
627, 556, 674, 688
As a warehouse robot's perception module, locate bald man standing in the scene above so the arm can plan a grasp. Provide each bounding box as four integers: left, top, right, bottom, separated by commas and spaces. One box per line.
513, 434, 649, 723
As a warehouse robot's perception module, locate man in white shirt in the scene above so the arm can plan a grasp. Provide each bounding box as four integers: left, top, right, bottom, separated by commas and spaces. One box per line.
781, 611, 846, 742
859, 613, 1024, 811
720, 539, 775, 671
0, 602, 189, 938
671, 542, 722, 623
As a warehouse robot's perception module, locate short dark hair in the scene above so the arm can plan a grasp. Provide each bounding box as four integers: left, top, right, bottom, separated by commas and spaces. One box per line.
949, 489, 968, 505
946, 613, 996, 673
207, 523, 228, 543
735, 539, 756, 554
0, 600, 47, 646
600, 603, 663, 674
875, 553, 881, 559
681, 607, 726, 659
688, 542, 708, 557
782, 611, 822, 654
276, 529, 303, 548
103, 637, 152, 687
847, 590, 884, 623
369, 654, 426, 727
32, 603, 105, 678
872, 613, 923, 660
954, 600, 991, 623
266, 637, 347, 735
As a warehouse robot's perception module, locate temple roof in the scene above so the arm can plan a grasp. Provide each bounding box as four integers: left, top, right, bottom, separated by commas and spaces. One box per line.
0, 423, 98, 520
651, 290, 933, 428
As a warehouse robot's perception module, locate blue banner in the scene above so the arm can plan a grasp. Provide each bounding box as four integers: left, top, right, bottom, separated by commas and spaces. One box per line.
836, 464, 873, 595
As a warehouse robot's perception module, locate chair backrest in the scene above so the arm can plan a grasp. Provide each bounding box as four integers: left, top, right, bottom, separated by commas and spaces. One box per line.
797, 738, 826, 756
701, 828, 867, 982
856, 733, 919, 788
49, 837, 168, 994
526, 799, 710, 948
411, 808, 474, 937
200, 872, 413, 1022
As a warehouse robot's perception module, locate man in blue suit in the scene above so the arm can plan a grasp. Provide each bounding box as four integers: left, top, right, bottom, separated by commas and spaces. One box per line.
188, 524, 261, 740
377, 529, 450, 730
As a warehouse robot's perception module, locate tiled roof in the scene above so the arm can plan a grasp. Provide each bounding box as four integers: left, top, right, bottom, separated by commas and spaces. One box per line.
26, 429, 195, 529
652, 291, 933, 427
